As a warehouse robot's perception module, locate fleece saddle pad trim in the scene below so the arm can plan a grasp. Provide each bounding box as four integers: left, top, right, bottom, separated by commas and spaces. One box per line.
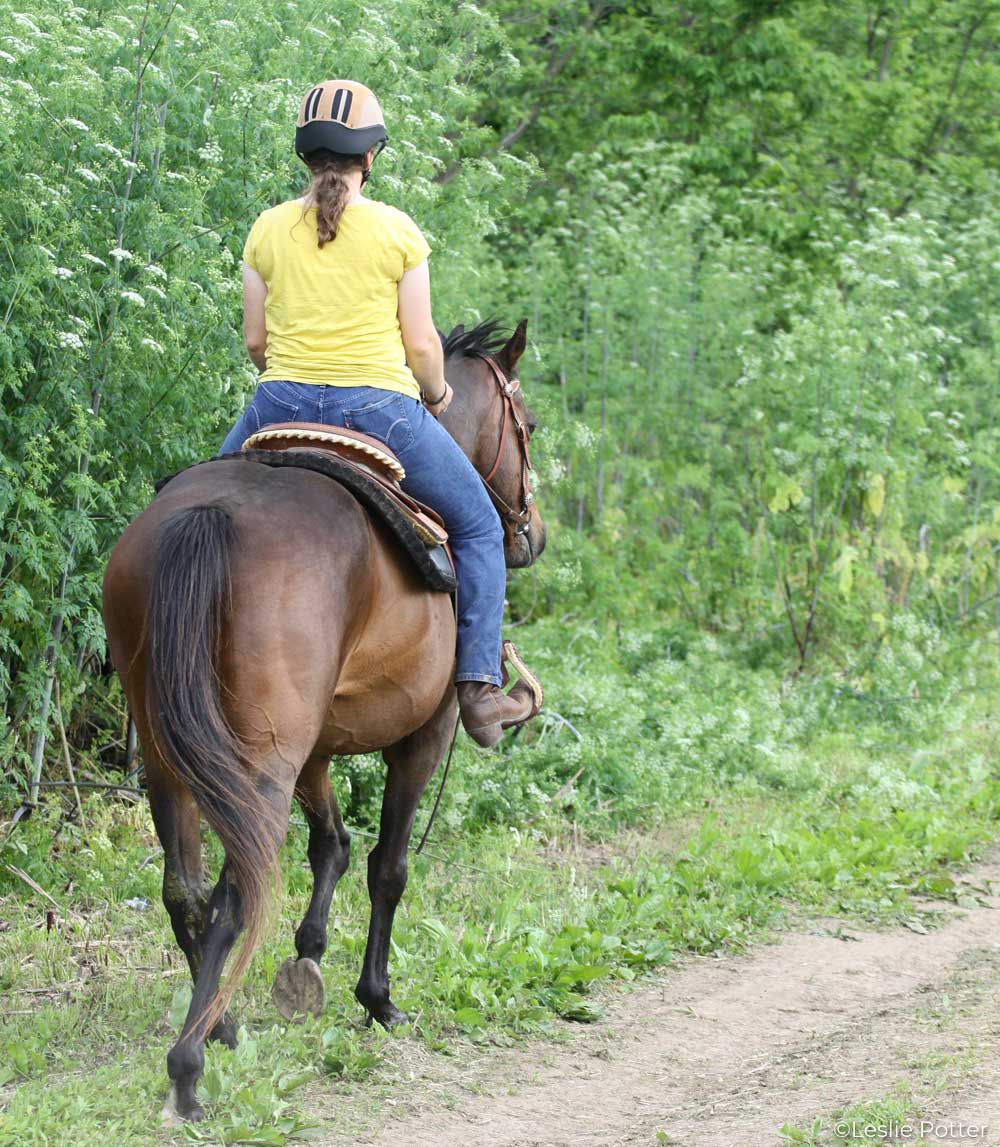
243, 423, 407, 483
154, 450, 457, 594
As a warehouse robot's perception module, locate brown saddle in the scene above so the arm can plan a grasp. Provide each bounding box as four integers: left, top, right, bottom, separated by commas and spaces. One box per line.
243, 422, 448, 548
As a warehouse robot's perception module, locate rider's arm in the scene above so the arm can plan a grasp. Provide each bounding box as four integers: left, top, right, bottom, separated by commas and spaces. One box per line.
397, 262, 452, 416
242, 262, 268, 372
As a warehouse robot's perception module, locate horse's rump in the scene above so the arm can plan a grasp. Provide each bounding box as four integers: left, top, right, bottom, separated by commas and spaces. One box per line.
105, 459, 456, 760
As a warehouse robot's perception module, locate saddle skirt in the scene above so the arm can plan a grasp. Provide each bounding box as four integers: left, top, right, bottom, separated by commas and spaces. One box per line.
239, 421, 455, 592
243, 422, 447, 547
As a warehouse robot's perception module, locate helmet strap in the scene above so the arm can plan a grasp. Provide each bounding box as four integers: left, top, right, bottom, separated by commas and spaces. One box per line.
361, 138, 388, 185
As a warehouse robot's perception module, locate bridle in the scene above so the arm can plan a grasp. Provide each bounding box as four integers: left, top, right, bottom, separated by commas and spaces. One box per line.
476, 355, 534, 536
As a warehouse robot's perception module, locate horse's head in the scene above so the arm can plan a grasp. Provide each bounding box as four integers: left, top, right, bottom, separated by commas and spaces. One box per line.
440, 319, 546, 569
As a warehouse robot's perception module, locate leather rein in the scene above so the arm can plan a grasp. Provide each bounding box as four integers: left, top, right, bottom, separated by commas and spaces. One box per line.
476, 355, 534, 535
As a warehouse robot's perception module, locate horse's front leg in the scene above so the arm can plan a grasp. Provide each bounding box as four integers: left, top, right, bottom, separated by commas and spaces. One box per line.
355, 689, 457, 1027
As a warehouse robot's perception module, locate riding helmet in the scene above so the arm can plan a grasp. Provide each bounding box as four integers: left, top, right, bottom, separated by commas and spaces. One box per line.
295, 80, 388, 160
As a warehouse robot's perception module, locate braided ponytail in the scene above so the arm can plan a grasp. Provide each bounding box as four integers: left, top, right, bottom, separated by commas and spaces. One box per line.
304, 150, 364, 247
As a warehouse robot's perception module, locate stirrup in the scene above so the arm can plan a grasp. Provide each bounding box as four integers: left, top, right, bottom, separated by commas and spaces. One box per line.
500, 640, 544, 719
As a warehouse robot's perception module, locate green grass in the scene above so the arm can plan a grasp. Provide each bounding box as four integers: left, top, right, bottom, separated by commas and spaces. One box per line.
3, 624, 1000, 1145
782, 1086, 941, 1145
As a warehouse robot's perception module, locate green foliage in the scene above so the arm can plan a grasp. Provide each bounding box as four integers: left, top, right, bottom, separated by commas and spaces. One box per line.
0, 0, 528, 777
2, 0, 999, 783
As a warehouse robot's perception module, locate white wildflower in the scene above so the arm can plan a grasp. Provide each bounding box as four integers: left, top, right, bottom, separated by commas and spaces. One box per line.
109, 246, 132, 262
93, 142, 123, 158
81, 253, 108, 268
64, 117, 90, 132
144, 284, 166, 300
197, 141, 222, 164
140, 337, 164, 353
58, 331, 84, 350
53, 266, 73, 279
144, 263, 167, 280
11, 13, 41, 33
76, 166, 100, 183
574, 423, 597, 450
120, 290, 145, 306
0, 51, 16, 64
38, 245, 55, 260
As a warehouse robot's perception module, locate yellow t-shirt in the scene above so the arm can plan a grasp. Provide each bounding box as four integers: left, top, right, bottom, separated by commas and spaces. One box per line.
243, 198, 431, 397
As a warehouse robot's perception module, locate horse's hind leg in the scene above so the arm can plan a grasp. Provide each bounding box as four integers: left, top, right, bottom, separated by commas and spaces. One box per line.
162, 864, 244, 1124
163, 775, 293, 1125
356, 691, 457, 1027
147, 766, 236, 1048
272, 756, 351, 1021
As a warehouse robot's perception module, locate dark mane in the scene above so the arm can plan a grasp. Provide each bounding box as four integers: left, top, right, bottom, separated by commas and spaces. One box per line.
439, 319, 508, 359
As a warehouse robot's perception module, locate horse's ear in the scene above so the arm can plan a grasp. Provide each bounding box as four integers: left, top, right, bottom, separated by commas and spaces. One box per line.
499, 319, 528, 375
452, 323, 466, 338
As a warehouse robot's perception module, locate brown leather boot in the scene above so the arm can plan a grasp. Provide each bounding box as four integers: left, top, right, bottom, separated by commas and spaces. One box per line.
457, 681, 537, 748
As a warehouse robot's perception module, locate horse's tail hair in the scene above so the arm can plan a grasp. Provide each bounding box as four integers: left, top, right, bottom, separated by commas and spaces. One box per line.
146, 504, 281, 1035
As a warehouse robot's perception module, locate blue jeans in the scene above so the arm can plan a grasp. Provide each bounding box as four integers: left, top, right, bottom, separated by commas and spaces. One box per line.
219, 381, 505, 685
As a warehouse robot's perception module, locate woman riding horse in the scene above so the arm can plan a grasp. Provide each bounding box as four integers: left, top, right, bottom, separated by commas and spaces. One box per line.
221, 79, 537, 746
102, 80, 546, 1124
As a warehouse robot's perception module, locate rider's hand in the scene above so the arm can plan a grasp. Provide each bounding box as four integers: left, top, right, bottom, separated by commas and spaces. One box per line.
423, 381, 453, 418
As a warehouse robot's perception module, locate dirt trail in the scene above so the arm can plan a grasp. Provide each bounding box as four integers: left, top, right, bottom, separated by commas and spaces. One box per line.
314, 859, 1000, 1147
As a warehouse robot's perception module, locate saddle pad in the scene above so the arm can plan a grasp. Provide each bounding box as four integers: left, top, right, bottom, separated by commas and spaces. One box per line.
244, 422, 405, 484
154, 451, 456, 594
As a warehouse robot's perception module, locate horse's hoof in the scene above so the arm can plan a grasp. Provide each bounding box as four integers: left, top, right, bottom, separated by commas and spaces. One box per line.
367, 1002, 409, 1029
272, 956, 325, 1022
160, 1085, 205, 1126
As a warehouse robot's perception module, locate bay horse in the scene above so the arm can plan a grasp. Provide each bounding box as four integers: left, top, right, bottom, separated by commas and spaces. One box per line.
102, 319, 545, 1124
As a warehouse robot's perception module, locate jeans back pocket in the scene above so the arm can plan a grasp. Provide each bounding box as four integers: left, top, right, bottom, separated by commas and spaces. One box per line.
250, 381, 302, 432
343, 392, 414, 455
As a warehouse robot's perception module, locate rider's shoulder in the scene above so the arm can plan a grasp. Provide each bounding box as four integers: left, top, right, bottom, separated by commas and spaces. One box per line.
355, 198, 420, 232
250, 199, 305, 231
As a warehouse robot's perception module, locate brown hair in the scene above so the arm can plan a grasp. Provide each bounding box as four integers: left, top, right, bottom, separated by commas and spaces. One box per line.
304, 150, 364, 247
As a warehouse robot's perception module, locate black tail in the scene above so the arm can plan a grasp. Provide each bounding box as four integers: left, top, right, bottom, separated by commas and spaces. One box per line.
146, 505, 281, 1031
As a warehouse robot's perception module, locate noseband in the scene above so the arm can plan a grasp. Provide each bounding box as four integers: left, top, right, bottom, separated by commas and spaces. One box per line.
476, 355, 534, 536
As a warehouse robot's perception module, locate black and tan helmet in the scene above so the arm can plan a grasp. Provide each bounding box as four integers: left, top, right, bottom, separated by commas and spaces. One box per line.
295, 80, 388, 160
